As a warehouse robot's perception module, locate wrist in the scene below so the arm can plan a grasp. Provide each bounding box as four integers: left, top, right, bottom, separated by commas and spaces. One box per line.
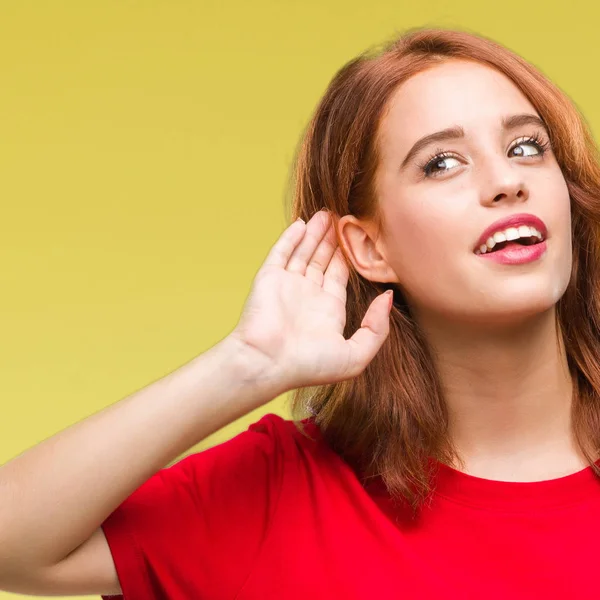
216, 333, 289, 400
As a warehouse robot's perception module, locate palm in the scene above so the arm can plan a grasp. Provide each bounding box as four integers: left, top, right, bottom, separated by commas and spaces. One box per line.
240, 264, 349, 383
232, 211, 391, 393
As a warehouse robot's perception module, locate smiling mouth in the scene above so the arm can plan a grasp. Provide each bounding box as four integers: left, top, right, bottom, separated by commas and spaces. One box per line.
474, 226, 545, 255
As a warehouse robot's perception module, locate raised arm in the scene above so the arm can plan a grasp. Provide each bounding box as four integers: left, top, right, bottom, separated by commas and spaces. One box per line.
0, 210, 392, 596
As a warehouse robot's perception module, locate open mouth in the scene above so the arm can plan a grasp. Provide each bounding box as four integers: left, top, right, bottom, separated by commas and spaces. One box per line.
484, 236, 539, 252
474, 226, 545, 256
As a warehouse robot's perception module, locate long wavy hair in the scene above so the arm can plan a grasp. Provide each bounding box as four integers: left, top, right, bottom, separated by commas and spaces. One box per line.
286, 26, 600, 511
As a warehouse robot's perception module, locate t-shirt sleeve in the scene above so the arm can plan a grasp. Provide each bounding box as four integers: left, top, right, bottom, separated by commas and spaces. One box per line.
100, 413, 289, 600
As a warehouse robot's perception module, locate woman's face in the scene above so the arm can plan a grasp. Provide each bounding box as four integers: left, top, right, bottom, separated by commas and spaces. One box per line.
340, 59, 572, 325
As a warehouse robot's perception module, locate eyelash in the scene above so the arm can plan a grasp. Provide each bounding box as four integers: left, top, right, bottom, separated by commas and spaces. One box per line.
417, 131, 552, 179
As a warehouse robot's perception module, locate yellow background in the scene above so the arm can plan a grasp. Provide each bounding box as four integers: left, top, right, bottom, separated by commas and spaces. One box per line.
0, 1, 597, 598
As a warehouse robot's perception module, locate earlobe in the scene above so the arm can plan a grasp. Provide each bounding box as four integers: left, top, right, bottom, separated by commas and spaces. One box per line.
337, 214, 399, 284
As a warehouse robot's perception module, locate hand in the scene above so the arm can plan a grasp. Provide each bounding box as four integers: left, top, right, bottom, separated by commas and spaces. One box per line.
229, 209, 393, 394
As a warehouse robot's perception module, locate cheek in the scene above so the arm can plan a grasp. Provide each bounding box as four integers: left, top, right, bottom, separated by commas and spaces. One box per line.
383, 203, 465, 290
553, 191, 574, 299
547, 177, 572, 269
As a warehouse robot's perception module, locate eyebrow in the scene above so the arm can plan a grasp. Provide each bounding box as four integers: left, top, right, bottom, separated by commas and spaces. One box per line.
399, 113, 549, 170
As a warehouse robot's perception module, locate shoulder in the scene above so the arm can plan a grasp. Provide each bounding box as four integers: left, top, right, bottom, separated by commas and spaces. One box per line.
246, 413, 354, 486
204, 412, 343, 481
247, 412, 329, 457
249, 412, 321, 443
222, 412, 329, 468
190, 413, 344, 501
176, 412, 332, 480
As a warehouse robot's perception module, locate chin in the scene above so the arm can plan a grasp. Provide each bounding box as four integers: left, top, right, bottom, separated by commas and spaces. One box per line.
461, 253, 572, 322
429, 277, 568, 328
464, 282, 568, 327
409, 262, 572, 328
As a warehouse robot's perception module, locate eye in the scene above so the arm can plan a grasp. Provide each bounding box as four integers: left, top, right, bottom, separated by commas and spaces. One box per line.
418, 131, 551, 179
509, 134, 550, 158
419, 150, 462, 178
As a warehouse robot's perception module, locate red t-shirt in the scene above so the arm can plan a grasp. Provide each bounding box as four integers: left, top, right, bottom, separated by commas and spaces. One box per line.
101, 413, 600, 599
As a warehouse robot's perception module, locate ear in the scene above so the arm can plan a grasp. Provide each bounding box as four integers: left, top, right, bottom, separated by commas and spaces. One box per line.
337, 214, 400, 284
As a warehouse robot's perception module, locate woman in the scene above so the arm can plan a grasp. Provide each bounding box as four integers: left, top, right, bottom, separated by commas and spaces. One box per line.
1, 26, 599, 599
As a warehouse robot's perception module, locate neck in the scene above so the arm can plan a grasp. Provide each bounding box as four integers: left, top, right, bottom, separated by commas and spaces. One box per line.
418, 307, 587, 481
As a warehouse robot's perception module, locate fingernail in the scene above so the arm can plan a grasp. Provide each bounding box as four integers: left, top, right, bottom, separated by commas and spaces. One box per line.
296, 217, 305, 224
385, 290, 394, 309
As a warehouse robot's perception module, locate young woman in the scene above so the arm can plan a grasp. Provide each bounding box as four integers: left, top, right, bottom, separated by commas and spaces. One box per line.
1, 26, 599, 599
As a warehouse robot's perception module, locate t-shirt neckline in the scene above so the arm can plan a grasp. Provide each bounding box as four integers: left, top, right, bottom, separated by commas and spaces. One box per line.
301, 417, 600, 511
432, 459, 600, 510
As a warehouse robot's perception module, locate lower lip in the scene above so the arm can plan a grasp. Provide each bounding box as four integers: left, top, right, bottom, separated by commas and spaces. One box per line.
477, 241, 548, 265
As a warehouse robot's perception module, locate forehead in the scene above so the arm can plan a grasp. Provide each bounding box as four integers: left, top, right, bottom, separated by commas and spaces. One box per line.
379, 60, 539, 150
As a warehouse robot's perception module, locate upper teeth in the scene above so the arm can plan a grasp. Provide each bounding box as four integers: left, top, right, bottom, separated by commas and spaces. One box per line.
475, 225, 544, 255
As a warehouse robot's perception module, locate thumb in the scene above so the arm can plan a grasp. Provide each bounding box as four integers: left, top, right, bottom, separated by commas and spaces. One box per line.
344, 291, 393, 377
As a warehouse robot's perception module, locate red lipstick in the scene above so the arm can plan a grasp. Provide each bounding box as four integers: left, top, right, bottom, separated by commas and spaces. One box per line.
475, 213, 547, 251
474, 213, 548, 266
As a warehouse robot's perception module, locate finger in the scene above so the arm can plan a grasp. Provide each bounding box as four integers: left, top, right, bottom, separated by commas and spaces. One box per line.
305, 222, 338, 286
322, 247, 349, 304
344, 292, 392, 377
286, 210, 332, 275
263, 219, 307, 269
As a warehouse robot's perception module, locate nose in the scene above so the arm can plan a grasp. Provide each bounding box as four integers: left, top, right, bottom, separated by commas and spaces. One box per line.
478, 159, 530, 207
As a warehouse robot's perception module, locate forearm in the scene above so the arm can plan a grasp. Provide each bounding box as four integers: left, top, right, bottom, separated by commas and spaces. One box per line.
0, 334, 281, 575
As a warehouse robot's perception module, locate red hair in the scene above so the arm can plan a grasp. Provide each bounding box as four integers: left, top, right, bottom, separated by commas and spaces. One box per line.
287, 27, 600, 510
